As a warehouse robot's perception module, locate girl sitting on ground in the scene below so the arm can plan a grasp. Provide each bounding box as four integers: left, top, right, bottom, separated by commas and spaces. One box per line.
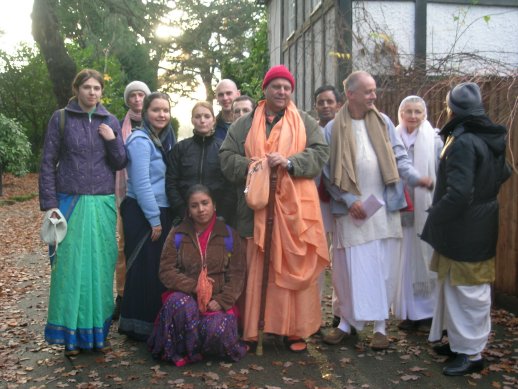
148, 184, 247, 365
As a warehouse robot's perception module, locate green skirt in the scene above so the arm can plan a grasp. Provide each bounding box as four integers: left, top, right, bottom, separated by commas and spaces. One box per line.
45, 194, 117, 351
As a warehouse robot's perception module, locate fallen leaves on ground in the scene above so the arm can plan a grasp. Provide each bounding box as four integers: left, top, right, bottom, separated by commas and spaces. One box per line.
1, 174, 518, 388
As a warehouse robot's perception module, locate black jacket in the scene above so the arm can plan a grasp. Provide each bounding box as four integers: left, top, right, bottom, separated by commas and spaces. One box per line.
166, 132, 236, 225
421, 115, 511, 262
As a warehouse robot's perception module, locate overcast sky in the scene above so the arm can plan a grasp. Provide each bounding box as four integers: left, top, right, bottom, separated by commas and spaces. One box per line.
0, 0, 34, 52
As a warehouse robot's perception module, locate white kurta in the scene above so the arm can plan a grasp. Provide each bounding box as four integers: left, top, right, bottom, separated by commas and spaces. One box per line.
334, 120, 401, 249
332, 120, 402, 329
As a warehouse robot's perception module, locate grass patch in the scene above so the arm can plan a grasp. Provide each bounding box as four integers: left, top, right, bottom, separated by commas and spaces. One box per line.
0, 192, 37, 206
10, 193, 38, 202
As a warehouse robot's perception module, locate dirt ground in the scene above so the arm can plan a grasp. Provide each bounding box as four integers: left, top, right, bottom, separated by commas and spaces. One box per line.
1, 174, 517, 389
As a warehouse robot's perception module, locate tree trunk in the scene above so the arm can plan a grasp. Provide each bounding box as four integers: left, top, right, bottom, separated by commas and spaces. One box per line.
0, 165, 3, 197
200, 65, 214, 103
31, 0, 77, 108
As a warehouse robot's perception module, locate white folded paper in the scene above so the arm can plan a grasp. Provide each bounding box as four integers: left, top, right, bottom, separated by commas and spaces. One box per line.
352, 194, 385, 227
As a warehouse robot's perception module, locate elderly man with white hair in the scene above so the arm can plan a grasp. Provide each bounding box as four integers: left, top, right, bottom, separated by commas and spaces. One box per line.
322, 71, 432, 350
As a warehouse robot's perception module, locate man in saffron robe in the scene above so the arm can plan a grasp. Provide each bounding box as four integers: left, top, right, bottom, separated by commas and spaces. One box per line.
219, 65, 330, 352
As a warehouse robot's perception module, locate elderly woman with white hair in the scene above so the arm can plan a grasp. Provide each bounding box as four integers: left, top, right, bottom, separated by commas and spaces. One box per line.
393, 95, 443, 333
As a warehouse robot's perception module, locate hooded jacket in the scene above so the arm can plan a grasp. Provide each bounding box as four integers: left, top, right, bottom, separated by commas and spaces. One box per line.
421, 115, 511, 262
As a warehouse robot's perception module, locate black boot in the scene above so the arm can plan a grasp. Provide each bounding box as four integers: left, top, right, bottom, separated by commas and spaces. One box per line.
443, 354, 484, 376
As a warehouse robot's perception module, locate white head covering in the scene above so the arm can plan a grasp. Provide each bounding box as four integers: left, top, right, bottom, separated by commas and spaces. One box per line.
397, 95, 428, 123
397, 95, 427, 149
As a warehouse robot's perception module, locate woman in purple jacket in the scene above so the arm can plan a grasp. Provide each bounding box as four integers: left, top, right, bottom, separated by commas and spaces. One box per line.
39, 69, 127, 356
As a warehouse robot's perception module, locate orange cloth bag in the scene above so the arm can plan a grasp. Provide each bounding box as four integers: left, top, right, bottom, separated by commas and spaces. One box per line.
244, 158, 271, 210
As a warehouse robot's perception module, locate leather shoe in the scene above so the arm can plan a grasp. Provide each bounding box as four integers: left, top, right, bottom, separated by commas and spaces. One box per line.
443, 354, 484, 376
433, 342, 456, 356
323, 328, 348, 345
369, 332, 389, 350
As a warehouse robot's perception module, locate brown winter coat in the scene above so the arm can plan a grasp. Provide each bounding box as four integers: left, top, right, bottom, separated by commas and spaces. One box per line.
159, 218, 246, 311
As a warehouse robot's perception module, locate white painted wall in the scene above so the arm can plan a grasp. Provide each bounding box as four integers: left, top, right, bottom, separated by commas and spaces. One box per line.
427, 4, 518, 74
352, 1, 518, 75
268, 0, 283, 67
265, 0, 518, 112
352, 1, 415, 74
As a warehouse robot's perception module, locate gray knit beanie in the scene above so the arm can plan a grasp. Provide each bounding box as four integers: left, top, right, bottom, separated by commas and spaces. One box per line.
124, 81, 151, 105
447, 82, 485, 118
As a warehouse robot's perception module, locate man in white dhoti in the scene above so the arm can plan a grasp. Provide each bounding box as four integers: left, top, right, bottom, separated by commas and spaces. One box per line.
421, 82, 511, 375
322, 71, 432, 350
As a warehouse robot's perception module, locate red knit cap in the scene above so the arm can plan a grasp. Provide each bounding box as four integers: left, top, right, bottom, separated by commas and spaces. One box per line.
262, 65, 295, 90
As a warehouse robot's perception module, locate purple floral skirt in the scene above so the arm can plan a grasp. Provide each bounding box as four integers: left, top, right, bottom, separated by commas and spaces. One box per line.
148, 292, 247, 365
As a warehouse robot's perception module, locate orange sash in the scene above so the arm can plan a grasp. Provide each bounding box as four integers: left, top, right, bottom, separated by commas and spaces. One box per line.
244, 100, 329, 290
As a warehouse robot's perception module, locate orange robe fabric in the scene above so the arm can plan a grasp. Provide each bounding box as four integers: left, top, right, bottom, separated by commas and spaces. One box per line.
243, 100, 329, 341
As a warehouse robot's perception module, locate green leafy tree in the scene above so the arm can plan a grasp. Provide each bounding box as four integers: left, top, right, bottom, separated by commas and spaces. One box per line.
31, 0, 77, 107
162, 0, 264, 102
170, 116, 180, 140
0, 45, 57, 169
66, 44, 127, 119
52, 0, 170, 88
220, 16, 269, 102
0, 43, 127, 169
32, 0, 170, 104
0, 114, 31, 195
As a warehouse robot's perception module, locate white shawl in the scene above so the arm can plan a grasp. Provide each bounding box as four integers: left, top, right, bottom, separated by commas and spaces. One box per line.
397, 119, 438, 294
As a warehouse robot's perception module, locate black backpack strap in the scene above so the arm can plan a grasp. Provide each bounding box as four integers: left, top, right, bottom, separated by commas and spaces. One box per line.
59, 108, 66, 138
